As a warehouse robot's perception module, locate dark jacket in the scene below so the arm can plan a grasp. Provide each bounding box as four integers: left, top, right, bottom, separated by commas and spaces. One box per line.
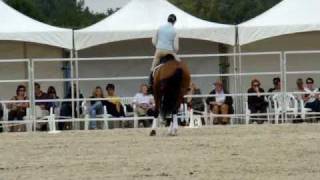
247, 87, 268, 110
206, 89, 234, 114
189, 89, 205, 112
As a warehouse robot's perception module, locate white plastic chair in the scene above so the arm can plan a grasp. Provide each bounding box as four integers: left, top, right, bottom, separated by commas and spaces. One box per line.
1, 102, 9, 132
299, 99, 312, 120
272, 93, 298, 124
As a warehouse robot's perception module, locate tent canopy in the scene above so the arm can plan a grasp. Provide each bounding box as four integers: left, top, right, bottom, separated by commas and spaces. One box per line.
75, 0, 235, 50
238, 0, 320, 46
0, 1, 73, 49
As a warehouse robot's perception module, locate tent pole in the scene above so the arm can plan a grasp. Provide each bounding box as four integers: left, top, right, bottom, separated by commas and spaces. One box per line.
238, 45, 243, 124
75, 51, 80, 130
232, 46, 238, 124
235, 25, 242, 124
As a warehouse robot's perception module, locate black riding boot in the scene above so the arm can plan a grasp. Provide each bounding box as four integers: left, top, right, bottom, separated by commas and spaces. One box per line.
148, 72, 154, 94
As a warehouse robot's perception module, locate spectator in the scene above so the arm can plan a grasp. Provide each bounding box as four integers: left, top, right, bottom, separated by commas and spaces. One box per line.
35, 83, 49, 131
89, 86, 105, 129
133, 84, 155, 127
59, 85, 84, 130
295, 78, 307, 102
247, 79, 268, 123
268, 77, 281, 93
206, 80, 233, 125
187, 82, 205, 113
34, 83, 48, 110
104, 84, 125, 118
46, 86, 60, 112
304, 77, 320, 112
7, 85, 29, 132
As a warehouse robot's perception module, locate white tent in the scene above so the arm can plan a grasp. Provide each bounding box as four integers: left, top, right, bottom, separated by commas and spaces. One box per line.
75, 0, 235, 50
238, 0, 320, 46
237, 0, 320, 94
0, 1, 73, 99
0, 1, 72, 49
74, 0, 236, 97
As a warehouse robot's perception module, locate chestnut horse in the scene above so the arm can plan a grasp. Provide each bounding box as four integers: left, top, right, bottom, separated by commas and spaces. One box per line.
150, 54, 191, 136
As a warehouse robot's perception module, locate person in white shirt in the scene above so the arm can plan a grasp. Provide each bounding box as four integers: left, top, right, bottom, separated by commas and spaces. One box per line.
304, 77, 320, 112
151, 14, 179, 71
206, 80, 233, 125
148, 14, 179, 93
133, 84, 155, 117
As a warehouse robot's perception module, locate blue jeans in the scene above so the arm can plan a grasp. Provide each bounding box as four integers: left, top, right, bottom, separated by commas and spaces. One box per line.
89, 101, 103, 129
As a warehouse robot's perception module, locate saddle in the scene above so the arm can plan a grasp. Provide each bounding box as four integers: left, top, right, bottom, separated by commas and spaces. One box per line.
160, 54, 176, 64
149, 54, 177, 94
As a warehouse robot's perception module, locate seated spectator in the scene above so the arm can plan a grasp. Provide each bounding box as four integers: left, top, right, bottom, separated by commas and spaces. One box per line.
34, 83, 48, 111
133, 84, 155, 127
206, 80, 233, 125
295, 78, 306, 101
247, 79, 268, 123
46, 86, 60, 112
35, 83, 49, 131
268, 77, 281, 93
7, 85, 29, 132
89, 86, 105, 129
304, 77, 320, 112
59, 85, 84, 130
133, 84, 155, 116
187, 82, 205, 113
104, 84, 125, 117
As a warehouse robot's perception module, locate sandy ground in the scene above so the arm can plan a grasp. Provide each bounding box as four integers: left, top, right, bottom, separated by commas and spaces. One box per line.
0, 124, 320, 180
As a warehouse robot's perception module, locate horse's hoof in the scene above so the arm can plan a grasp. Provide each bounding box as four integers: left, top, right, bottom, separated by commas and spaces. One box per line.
168, 129, 178, 136
150, 130, 156, 136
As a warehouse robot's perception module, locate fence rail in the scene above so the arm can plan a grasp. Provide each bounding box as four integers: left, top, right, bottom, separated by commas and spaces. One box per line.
0, 51, 319, 132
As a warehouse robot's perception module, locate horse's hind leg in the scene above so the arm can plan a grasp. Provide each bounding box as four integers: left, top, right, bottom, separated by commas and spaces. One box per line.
150, 117, 157, 136
150, 109, 160, 136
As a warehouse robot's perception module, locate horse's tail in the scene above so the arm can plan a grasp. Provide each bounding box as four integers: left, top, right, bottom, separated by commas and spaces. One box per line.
161, 68, 183, 117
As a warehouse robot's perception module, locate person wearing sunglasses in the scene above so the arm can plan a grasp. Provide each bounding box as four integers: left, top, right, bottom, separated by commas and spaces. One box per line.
7, 85, 29, 132
304, 77, 320, 112
247, 79, 268, 123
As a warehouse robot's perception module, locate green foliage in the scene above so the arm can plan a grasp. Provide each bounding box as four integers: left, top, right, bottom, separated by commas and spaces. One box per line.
4, 0, 108, 29
3, 0, 281, 28
169, 0, 281, 24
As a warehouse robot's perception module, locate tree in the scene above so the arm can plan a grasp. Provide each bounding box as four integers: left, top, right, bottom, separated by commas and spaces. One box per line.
4, 0, 108, 29
169, 0, 281, 24
4, 0, 282, 28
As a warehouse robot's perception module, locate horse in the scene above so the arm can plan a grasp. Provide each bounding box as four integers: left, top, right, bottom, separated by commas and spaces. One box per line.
150, 54, 191, 136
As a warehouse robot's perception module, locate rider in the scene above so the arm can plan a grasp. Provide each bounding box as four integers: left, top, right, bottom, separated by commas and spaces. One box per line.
149, 14, 180, 93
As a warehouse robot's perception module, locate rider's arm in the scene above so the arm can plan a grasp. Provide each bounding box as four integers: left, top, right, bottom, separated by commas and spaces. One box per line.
152, 30, 158, 47
174, 35, 179, 52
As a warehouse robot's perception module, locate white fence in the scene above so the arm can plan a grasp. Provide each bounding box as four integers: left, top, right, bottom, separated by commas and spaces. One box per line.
0, 51, 320, 132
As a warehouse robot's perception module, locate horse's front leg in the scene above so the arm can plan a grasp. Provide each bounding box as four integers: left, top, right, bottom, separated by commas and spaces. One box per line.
168, 114, 178, 136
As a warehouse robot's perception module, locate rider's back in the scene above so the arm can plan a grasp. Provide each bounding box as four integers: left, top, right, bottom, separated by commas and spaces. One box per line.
156, 23, 176, 51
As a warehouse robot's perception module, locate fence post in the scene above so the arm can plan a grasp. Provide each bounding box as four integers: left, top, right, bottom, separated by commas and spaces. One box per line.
28, 59, 36, 132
